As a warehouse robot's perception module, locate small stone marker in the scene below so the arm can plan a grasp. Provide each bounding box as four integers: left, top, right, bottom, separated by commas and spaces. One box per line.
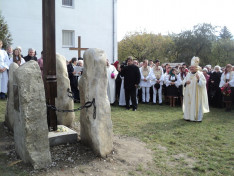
48, 125, 77, 146
55, 54, 75, 126
5, 63, 19, 131
79, 48, 113, 157
13, 61, 51, 169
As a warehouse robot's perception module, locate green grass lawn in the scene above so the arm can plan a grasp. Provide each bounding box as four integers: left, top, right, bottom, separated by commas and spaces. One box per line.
1, 100, 234, 176
110, 104, 234, 176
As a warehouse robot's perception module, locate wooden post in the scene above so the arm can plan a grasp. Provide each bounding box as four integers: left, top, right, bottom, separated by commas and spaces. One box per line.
42, 0, 57, 131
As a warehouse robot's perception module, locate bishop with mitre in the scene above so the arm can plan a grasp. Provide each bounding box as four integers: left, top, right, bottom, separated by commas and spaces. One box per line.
183, 57, 209, 122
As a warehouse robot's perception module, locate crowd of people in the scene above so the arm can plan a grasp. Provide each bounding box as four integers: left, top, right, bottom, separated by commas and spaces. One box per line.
106, 56, 234, 114
0, 40, 42, 99
1, 39, 234, 117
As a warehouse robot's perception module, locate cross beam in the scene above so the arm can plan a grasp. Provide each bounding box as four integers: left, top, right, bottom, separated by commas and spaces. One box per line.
42, 0, 57, 131
69, 36, 88, 58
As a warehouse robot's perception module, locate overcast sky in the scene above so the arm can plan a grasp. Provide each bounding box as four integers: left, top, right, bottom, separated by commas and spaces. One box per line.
117, 0, 234, 41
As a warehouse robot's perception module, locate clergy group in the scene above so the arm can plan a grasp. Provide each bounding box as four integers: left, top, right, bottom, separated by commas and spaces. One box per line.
106, 56, 234, 122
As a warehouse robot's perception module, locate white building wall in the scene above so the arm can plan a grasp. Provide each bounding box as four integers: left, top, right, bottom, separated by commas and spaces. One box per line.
0, 0, 117, 63
0, 0, 42, 57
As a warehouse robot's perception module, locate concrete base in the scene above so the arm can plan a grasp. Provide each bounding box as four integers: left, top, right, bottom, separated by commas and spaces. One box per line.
48, 125, 78, 146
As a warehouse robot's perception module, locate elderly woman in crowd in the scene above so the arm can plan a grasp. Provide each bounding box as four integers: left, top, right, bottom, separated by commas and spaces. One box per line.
209, 65, 222, 108
219, 64, 234, 111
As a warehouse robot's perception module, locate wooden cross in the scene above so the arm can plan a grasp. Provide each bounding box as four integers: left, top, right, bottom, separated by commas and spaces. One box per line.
69, 36, 88, 58
42, 0, 57, 131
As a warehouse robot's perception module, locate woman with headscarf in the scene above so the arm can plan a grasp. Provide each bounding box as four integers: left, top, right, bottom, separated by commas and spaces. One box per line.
165, 68, 181, 107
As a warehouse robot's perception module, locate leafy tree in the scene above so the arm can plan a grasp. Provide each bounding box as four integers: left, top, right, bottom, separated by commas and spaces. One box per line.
211, 39, 234, 65
172, 23, 217, 65
118, 23, 234, 66
118, 31, 176, 63
219, 26, 233, 40
0, 12, 12, 49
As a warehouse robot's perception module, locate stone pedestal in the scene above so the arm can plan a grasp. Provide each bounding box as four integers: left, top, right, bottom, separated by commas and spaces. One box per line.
13, 61, 51, 169
79, 48, 113, 157
55, 54, 75, 127
48, 125, 77, 146
5, 63, 19, 131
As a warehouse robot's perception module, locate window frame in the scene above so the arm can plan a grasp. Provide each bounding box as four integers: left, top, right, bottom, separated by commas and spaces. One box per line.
62, 0, 74, 8
62, 30, 75, 48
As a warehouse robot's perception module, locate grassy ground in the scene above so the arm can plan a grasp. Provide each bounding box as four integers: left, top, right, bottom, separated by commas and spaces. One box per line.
111, 104, 234, 176
0, 100, 234, 175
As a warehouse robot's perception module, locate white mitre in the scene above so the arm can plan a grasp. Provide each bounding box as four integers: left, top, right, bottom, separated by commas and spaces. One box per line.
191, 56, 200, 67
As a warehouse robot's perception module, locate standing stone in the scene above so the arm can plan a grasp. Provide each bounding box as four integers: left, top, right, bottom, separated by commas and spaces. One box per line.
5, 63, 19, 131
79, 48, 113, 157
13, 60, 51, 169
55, 54, 75, 127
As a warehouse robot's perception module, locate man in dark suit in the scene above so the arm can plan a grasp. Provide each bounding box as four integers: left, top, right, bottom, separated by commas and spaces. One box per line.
24, 48, 37, 62
67, 57, 79, 102
121, 56, 141, 111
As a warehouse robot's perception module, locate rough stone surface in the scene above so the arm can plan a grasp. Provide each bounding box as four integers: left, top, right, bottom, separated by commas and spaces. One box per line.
79, 48, 113, 157
13, 60, 51, 169
5, 62, 19, 131
55, 54, 75, 127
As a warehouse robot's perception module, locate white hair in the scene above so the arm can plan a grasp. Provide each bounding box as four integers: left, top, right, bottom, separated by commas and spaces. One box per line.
214, 65, 221, 71
205, 65, 212, 69
28, 48, 35, 52
78, 60, 83, 64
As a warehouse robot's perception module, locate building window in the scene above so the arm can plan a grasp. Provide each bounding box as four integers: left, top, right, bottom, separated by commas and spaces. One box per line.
62, 30, 74, 47
62, 0, 73, 7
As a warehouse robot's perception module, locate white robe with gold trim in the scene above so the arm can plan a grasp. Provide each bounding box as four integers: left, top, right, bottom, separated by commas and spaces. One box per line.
183, 71, 209, 121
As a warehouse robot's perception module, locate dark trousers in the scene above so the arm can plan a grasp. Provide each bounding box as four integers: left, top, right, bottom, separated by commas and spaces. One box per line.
125, 87, 137, 110
71, 77, 79, 101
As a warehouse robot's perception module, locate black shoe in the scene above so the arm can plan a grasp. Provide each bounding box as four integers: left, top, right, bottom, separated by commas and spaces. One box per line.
152, 103, 156, 105
159, 103, 162, 105
126, 106, 130, 110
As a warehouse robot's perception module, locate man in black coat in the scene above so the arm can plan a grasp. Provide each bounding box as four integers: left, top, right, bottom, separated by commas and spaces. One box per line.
121, 56, 141, 111
67, 57, 79, 102
24, 48, 37, 62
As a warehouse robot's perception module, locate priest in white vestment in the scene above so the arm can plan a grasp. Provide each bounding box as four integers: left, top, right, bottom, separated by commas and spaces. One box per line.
0, 40, 10, 99
183, 57, 209, 122
106, 60, 118, 104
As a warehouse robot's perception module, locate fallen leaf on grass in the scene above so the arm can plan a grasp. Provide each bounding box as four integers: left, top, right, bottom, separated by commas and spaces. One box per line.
8, 160, 22, 167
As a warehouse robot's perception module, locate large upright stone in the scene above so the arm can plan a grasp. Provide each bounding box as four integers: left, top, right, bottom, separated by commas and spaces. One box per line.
55, 54, 75, 127
13, 60, 51, 169
5, 63, 19, 131
79, 48, 113, 157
